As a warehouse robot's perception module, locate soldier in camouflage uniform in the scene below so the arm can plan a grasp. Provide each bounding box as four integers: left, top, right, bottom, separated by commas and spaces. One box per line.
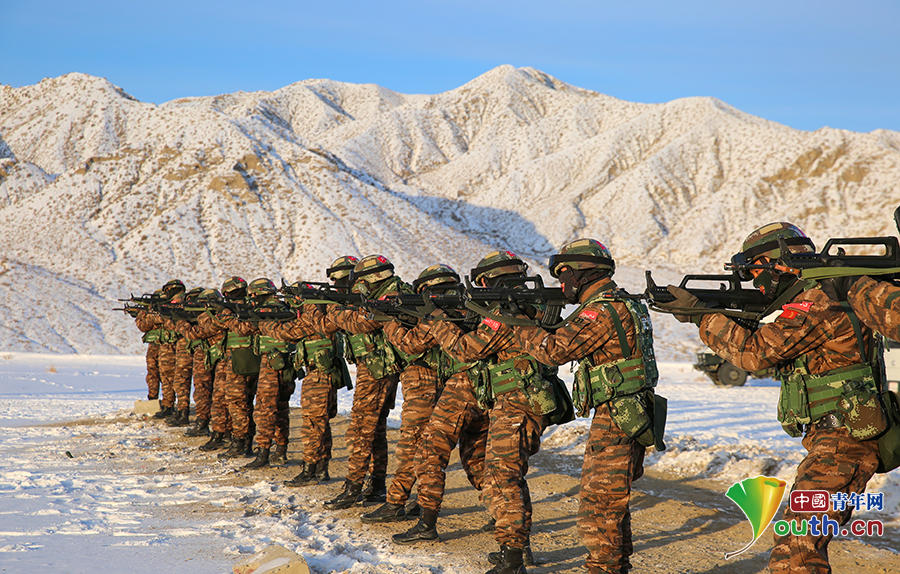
166, 288, 194, 428
134, 289, 165, 401
221, 278, 296, 469
137, 281, 186, 419
182, 287, 214, 437
403, 251, 555, 574
309, 255, 404, 510
661, 223, 884, 574
364, 264, 478, 524
271, 256, 358, 487
510, 239, 658, 574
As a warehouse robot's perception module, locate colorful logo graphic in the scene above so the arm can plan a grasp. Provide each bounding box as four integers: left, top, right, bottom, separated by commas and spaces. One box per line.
724, 476, 787, 559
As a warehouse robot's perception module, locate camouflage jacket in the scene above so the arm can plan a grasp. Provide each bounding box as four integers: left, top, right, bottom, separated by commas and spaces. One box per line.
848, 276, 900, 342
134, 310, 163, 333
171, 310, 230, 346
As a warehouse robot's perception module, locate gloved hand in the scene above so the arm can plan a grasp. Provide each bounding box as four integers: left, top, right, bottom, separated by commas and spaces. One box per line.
657, 285, 706, 324
819, 275, 862, 302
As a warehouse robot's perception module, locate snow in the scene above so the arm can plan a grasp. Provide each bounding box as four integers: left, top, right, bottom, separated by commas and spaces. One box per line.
1, 352, 897, 573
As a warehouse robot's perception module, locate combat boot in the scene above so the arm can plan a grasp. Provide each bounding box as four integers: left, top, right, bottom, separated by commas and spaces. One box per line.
324, 480, 364, 510
243, 447, 270, 469
361, 502, 406, 524
485, 545, 526, 574
405, 500, 421, 517
198, 431, 226, 451
315, 459, 330, 482
152, 405, 174, 420
218, 437, 249, 460
167, 409, 191, 427
270, 444, 288, 465
283, 462, 319, 487
184, 419, 210, 437
488, 541, 534, 567
357, 473, 387, 504
392, 508, 439, 545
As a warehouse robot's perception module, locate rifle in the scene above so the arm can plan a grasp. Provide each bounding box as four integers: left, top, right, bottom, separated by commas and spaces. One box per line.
113, 305, 143, 317
280, 281, 368, 306
118, 293, 169, 307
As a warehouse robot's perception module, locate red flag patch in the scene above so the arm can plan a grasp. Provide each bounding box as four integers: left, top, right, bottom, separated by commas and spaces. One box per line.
579, 309, 599, 321
482, 317, 501, 331
780, 301, 814, 320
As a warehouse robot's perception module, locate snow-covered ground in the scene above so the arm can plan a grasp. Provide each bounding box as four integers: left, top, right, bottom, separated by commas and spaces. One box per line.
0, 352, 898, 573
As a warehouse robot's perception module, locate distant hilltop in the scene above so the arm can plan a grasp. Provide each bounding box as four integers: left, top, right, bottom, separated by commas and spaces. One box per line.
1, 66, 898, 353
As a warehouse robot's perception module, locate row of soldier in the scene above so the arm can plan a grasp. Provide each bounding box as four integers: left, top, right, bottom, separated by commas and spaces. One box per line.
129, 222, 898, 574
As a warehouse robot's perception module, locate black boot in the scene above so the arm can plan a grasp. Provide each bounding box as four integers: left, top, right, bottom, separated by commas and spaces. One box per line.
270, 444, 288, 465
315, 459, 330, 482
488, 542, 534, 567
243, 447, 269, 469
184, 419, 210, 437
485, 545, 526, 574
218, 437, 248, 460
405, 500, 421, 517
392, 508, 439, 545
152, 405, 174, 420
361, 502, 406, 524
198, 431, 226, 451
283, 462, 319, 487
357, 474, 386, 504
324, 480, 364, 510
167, 409, 191, 427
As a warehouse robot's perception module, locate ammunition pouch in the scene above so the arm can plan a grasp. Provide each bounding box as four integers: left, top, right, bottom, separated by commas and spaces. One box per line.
142, 329, 164, 344
347, 331, 402, 380
154, 329, 179, 345
206, 338, 225, 370
488, 355, 558, 416
465, 361, 494, 411
777, 362, 887, 440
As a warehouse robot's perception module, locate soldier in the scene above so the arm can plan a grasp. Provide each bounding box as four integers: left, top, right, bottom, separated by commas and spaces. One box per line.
138, 280, 185, 419
166, 287, 194, 427
363, 264, 476, 524
182, 287, 214, 438
134, 289, 164, 402
221, 278, 296, 469
661, 223, 885, 574
406, 251, 557, 574
509, 239, 658, 574
270, 256, 358, 487
310, 255, 404, 510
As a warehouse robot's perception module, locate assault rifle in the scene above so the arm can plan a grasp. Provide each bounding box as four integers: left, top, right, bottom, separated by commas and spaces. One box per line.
280, 281, 368, 307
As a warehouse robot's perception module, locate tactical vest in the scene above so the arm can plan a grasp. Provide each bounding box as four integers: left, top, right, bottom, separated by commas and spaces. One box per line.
296, 334, 352, 390
572, 294, 660, 444
776, 302, 888, 439
225, 331, 253, 349
487, 354, 558, 416
347, 330, 402, 380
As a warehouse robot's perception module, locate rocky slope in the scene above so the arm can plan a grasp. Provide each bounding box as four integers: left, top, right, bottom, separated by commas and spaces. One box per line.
1, 66, 898, 354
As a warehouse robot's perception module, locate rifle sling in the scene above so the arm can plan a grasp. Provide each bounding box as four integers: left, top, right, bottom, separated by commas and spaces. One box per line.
797, 265, 900, 281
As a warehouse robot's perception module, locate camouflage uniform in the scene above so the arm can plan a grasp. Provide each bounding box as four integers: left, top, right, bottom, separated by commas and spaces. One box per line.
173, 337, 194, 413
697, 285, 881, 574
260, 310, 340, 467
190, 340, 213, 422
427, 313, 549, 551
134, 313, 162, 400
136, 311, 176, 409
848, 276, 900, 342
383, 319, 487, 508
512, 279, 647, 574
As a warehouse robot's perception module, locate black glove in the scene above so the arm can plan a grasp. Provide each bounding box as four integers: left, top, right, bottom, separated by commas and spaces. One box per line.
819, 275, 862, 302
657, 285, 706, 324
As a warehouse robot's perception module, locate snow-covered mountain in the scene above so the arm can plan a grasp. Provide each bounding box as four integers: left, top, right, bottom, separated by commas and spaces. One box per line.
1, 66, 898, 354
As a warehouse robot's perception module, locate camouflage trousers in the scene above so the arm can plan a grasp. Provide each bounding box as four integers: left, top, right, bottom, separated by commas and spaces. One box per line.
484, 389, 547, 550
386, 364, 441, 505
346, 364, 398, 482
173, 338, 193, 412
299, 368, 337, 465
253, 355, 295, 449
217, 349, 256, 440
414, 371, 489, 512
769, 426, 879, 574
209, 358, 232, 435
191, 346, 213, 421
157, 342, 177, 408
579, 403, 645, 574
145, 343, 161, 400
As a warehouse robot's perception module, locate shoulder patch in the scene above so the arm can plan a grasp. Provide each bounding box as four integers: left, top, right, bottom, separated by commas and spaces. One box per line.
481, 317, 501, 331
579, 309, 599, 321
780, 301, 814, 320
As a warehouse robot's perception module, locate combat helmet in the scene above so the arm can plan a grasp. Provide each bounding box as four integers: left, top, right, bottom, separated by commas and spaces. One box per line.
413, 264, 460, 294
470, 250, 528, 286
327, 255, 360, 285
350, 255, 395, 286
197, 288, 223, 303
221, 276, 248, 300
185, 286, 204, 302
248, 278, 277, 298
162, 279, 186, 297
739, 223, 815, 263
549, 239, 615, 278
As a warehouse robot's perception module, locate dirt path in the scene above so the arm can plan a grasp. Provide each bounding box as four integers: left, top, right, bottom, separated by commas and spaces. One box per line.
132, 410, 900, 574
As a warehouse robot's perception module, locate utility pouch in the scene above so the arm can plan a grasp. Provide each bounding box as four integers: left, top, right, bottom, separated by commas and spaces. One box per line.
466, 361, 494, 411
777, 372, 810, 438
142, 329, 162, 344
206, 339, 225, 370
333, 357, 352, 391
267, 350, 287, 372
836, 380, 888, 440
610, 391, 651, 443
876, 390, 900, 473
650, 393, 668, 451
548, 373, 575, 425
305, 338, 335, 373
231, 347, 261, 375
488, 356, 557, 416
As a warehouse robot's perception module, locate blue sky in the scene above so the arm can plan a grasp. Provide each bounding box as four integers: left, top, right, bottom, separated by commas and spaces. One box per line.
2, 1, 898, 133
